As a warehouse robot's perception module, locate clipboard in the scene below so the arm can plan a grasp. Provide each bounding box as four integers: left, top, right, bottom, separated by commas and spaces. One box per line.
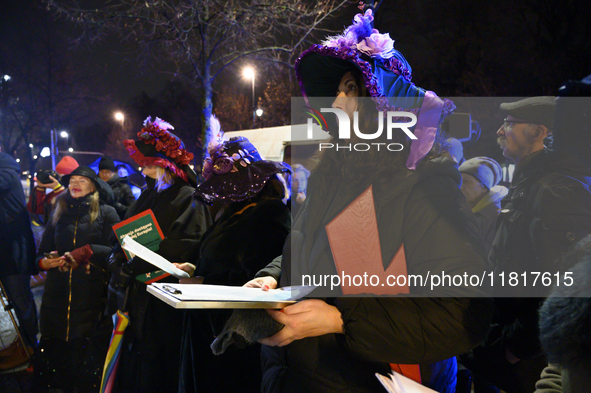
146, 285, 296, 309
147, 283, 316, 309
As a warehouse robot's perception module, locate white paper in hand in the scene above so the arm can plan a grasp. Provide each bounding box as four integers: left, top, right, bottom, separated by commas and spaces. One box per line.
121, 235, 190, 279
376, 372, 437, 393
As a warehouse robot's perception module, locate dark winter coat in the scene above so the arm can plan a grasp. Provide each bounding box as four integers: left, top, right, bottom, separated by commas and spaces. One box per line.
179, 198, 291, 393
257, 155, 493, 393
37, 193, 120, 341
107, 174, 136, 219
488, 150, 591, 360
112, 176, 211, 393
0, 152, 37, 278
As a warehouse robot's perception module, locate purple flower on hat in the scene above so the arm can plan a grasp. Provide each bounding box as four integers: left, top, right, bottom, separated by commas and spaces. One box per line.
212, 152, 233, 175
357, 32, 395, 59
202, 157, 214, 181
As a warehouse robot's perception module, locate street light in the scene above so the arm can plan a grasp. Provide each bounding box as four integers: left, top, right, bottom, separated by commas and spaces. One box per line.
60, 131, 69, 138
242, 66, 256, 128
255, 108, 264, 117
114, 111, 125, 133
2, 75, 10, 82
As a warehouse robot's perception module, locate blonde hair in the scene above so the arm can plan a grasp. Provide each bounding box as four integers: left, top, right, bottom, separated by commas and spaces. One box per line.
155, 166, 177, 192
51, 183, 100, 226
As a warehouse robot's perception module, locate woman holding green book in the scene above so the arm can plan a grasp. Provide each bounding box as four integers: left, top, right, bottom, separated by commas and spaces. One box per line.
106, 116, 211, 393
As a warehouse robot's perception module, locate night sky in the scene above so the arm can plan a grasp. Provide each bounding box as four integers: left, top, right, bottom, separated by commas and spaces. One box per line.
2, 0, 590, 167
1, 0, 169, 103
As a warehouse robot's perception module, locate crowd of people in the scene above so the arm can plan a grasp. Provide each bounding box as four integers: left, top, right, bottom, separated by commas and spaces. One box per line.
1, 7, 590, 393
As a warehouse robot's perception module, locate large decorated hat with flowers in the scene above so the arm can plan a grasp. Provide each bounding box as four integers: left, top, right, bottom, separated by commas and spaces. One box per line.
194, 135, 290, 205
124, 117, 197, 186
295, 8, 455, 169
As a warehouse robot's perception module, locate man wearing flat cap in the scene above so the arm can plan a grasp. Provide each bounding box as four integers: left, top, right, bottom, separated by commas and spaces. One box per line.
465, 97, 591, 393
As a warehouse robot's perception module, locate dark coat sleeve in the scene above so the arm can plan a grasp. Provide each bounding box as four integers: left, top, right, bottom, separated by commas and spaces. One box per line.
130, 188, 212, 275
113, 183, 136, 218
202, 199, 290, 286
88, 205, 121, 270
335, 175, 493, 364
256, 255, 283, 284
157, 202, 211, 263
504, 180, 591, 360
37, 220, 57, 268
531, 181, 591, 272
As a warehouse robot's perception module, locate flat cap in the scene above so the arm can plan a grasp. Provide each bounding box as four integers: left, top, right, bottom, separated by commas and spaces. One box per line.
500, 96, 556, 129
459, 156, 502, 190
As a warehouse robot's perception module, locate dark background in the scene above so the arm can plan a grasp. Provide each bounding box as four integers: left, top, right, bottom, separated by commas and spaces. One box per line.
1, 0, 590, 170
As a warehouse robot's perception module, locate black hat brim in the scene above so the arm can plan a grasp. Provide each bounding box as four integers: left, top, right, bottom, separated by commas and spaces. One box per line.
61, 166, 114, 203
194, 161, 289, 205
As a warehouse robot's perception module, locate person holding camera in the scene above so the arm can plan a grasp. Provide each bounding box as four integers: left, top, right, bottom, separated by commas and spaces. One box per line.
27, 156, 78, 225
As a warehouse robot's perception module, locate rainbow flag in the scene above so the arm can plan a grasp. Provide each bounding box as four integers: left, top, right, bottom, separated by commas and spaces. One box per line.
100, 310, 130, 393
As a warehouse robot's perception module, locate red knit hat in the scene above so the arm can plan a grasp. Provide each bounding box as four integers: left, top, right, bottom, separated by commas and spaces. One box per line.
55, 156, 79, 175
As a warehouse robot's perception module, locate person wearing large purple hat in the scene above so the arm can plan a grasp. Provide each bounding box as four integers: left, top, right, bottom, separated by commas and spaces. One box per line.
245, 7, 491, 393
175, 120, 291, 393
107, 116, 212, 393
194, 135, 290, 205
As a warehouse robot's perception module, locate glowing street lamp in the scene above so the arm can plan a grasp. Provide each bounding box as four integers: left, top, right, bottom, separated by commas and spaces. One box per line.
256, 108, 264, 117
114, 112, 125, 134
242, 66, 256, 127
40, 147, 51, 157
60, 131, 69, 138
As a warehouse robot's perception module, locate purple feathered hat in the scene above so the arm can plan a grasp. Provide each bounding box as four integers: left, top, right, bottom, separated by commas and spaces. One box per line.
295, 9, 455, 169
194, 118, 290, 205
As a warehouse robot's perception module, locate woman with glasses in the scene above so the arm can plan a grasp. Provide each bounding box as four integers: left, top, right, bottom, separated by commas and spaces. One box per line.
246, 8, 492, 393
34, 166, 119, 393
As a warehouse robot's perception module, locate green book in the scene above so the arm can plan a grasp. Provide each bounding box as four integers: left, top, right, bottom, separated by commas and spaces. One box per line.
112, 209, 170, 283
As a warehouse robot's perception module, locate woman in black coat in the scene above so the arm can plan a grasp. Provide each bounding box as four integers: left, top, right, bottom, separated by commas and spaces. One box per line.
34, 165, 119, 393
108, 117, 211, 393
176, 134, 291, 393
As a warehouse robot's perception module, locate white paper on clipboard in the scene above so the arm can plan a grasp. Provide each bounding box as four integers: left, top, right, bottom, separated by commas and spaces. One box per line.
151, 283, 315, 302
121, 235, 190, 279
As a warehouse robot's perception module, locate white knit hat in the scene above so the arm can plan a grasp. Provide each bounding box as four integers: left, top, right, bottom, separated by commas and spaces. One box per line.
459, 157, 503, 189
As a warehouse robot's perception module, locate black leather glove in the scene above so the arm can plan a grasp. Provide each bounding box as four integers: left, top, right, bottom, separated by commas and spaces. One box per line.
107, 249, 126, 273
106, 250, 135, 315
108, 251, 135, 289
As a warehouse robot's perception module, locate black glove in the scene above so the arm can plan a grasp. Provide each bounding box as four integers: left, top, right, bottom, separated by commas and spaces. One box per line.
106, 251, 135, 315
107, 251, 135, 289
